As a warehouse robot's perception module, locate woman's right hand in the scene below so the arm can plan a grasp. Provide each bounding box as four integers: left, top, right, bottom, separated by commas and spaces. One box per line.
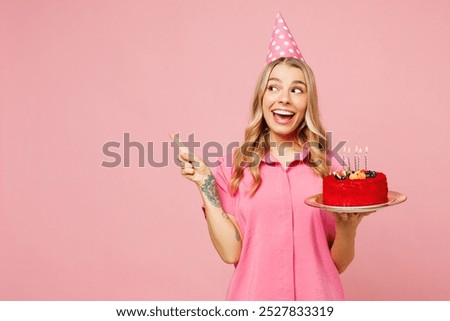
170, 133, 212, 187
178, 149, 212, 187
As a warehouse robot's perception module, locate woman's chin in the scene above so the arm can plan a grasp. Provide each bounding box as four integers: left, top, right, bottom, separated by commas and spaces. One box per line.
268, 129, 298, 142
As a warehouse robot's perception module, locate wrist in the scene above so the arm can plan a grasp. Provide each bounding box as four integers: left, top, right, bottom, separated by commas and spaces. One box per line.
335, 225, 357, 240
196, 169, 213, 188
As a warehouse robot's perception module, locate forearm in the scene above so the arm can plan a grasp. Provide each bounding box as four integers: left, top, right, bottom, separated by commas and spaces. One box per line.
330, 227, 356, 274
198, 174, 242, 264
173, 146, 242, 264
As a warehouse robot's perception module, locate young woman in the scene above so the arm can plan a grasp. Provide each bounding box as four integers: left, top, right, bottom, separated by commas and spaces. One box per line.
174, 15, 368, 301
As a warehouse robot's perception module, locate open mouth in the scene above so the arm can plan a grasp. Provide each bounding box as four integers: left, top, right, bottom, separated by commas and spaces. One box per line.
272, 109, 295, 124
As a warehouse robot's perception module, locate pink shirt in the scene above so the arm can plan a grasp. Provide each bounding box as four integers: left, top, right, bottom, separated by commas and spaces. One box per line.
213, 153, 344, 300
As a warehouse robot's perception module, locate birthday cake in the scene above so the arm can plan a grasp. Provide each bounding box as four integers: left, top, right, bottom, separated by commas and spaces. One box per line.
322, 169, 389, 206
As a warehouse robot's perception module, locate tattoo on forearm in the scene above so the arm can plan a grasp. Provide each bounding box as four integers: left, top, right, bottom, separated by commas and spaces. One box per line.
222, 211, 241, 242
222, 212, 241, 242
201, 174, 222, 207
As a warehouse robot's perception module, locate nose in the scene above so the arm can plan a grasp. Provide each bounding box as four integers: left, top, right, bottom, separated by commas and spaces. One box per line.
278, 90, 290, 105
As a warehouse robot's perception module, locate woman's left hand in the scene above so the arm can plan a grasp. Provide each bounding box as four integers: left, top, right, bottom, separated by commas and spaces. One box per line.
331, 211, 375, 232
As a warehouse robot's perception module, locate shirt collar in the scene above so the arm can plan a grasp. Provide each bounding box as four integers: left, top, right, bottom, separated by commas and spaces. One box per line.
260, 149, 308, 167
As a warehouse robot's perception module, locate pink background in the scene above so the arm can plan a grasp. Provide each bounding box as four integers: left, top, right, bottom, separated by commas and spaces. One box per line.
1, 0, 450, 300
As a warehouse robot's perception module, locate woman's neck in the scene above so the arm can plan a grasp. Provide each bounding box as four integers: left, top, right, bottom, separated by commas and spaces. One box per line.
268, 132, 302, 160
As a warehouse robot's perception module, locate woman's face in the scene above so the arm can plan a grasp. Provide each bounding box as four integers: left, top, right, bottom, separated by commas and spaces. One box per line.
262, 63, 307, 143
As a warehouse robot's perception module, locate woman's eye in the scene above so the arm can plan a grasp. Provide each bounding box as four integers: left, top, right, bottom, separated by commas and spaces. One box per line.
292, 88, 303, 94
268, 85, 278, 92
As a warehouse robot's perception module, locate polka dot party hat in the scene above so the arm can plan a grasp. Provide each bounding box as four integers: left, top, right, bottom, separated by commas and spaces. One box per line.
266, 12, 304, 64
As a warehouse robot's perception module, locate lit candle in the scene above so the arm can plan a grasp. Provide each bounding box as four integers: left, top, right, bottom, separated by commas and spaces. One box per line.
354, 146, 358, 171
365, 146, 368, 171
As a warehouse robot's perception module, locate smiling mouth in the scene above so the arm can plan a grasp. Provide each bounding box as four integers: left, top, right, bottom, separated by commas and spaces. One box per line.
272, 109, 295, 123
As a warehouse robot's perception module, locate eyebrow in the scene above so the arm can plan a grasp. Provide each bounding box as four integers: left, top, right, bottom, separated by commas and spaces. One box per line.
268, 77, 307, 87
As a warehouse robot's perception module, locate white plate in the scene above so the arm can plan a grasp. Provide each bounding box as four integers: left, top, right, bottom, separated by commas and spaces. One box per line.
305, 191, 407, 213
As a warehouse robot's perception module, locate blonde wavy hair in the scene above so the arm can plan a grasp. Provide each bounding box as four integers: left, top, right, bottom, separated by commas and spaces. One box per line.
230, 57, 329, 196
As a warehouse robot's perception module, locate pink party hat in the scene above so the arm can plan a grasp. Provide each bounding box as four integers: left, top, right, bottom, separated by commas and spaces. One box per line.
266, 12, 304, 64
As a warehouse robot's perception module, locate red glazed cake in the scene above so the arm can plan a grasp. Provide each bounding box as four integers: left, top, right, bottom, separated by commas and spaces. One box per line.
323, 170, 388, 206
